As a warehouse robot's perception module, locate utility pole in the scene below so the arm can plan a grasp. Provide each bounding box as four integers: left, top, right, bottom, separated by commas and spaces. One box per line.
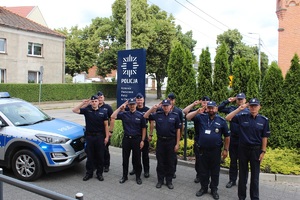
126, 0, 131, 50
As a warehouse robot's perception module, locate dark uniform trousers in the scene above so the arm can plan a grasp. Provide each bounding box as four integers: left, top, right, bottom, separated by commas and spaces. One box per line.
229, 135, 239, 182
104, 138, 111, 168
156, 137, 176, 184
194, 141, 200, 178
198, 147, 222, 191
141, 139, 150, 173
85, 134, 105, 176
122, 136, 142, 178
238, 145, 261, 200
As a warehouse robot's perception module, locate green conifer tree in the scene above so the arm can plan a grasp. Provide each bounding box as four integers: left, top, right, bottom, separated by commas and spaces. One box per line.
261, 61, 284, 148
197, 47, 212, 98
282, 54, 300, 149
166, 42, 185, 99
246, 58, 260, 99
231, 56, 248, 95
177, 48, 196, 107
212, 42, 229, 103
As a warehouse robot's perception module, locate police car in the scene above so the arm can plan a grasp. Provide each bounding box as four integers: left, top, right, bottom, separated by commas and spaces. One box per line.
0, 92, 86, 181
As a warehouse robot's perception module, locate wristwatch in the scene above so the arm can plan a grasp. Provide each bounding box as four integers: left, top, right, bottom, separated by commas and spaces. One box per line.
261, 150, 266, 154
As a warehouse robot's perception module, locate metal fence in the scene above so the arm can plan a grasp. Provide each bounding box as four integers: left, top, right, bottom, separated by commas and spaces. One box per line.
0, 168, 83, 200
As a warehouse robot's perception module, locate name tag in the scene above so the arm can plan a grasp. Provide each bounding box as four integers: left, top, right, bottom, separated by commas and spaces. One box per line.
205, 130, 211, 134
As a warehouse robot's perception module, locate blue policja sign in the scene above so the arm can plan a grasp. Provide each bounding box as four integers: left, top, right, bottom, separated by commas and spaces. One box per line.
117, 49, 146, 107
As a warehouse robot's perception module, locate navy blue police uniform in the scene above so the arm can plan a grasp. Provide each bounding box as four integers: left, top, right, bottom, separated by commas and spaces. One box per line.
191, 102, 230, 194
149, 100, 182, 187
230, 98, 270, 200
116, 99, 147, 182
218, 93, 249, 187
80, 96, 108, 179
126, 93, 150, 177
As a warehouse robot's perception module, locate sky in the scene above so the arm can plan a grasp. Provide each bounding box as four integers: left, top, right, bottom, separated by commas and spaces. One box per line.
1, 0, 279, 62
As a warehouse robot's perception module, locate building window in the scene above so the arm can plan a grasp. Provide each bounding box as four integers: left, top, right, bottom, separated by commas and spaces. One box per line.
0, 38, 6, 53
28, 42, 42, 56
28, 71, 40, 83
0, 69, 6, 83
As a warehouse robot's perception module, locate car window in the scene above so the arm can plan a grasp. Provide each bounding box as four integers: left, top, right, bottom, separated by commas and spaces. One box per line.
0, 101, 51, 126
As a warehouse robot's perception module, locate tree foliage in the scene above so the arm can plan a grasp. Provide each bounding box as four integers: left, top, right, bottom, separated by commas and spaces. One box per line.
281, 54, 300, 149
197, 47, 212, 98
261, 61, 284, 148
231, 56, 248, 95
212, 42, 229, 103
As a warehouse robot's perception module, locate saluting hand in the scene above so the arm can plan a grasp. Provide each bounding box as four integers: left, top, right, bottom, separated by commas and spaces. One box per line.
228, 97, 236, 102
239, 103, 249, 110
193, 100, 201, 106
198, 106, 206, 113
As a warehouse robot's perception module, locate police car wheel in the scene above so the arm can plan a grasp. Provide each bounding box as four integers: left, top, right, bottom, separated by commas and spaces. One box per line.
11, 149, 43, 181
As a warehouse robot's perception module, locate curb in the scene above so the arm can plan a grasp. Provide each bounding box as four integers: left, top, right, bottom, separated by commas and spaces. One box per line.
147, 149, 300, 184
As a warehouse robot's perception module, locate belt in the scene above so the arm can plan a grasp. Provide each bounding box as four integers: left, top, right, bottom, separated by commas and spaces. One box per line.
85, 131, 103, 136
157, 136, 175, 140
240, 144, 261, 150
195, 143, 220, 151
124, 135, 141, 139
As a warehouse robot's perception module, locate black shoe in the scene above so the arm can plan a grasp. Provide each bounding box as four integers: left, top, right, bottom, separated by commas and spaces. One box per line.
166, 182, 174, 189
136, 178, 142, 185
194, 177, 200, 183
156, 182, 163, 188
97, 175, 104, 181
83, 174, 92, 181
196, 188, 207, 197
104, 167, 109, 172
119, 176, 128, 184
211, 190, 219, 199
226, 181, 236, 188
172, 174, 176, 179
129, 169, 135, 175
144, 172, 149, 178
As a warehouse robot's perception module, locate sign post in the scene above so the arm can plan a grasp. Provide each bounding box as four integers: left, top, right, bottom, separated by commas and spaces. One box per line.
117, 49, 146, 107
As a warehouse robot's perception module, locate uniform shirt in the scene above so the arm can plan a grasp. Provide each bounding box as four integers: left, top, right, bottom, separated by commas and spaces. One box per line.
218, 100, 249, 136
156, 106, 183, 124
80, 107, 108, 133
99, 103, 113, 118
117, 110, 146, 136
149, 111, 182, 137
186, 109, 208, 141
192, 113, 230, 148
126, 106, 150, 125
231, 113, 270, 146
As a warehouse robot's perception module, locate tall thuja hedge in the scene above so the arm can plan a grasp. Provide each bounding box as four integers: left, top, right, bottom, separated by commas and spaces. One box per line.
212, 42, 229, 103
261, 61, 284, 148
231, 56, 248, 95
166, 42, 185, 99
177, 48, 196, 108
197, 47, 212, 98
246, 58, 260, 99
282, 54, 300, 149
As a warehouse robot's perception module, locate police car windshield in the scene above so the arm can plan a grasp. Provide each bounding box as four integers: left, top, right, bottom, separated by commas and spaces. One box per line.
0, 102, 52, 126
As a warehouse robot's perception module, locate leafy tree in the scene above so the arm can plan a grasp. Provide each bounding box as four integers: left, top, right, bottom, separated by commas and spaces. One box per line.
56, 26, 97, 76
231, 56, 248, 95
175, 25, 197, 61
146, 4, 176, 98
177, 48, 196, 107
260, 61, 284, 148
212, 42, 230, 103
166, 42, 186, 98
282, 54, 300, 149
197, 47, 212, 98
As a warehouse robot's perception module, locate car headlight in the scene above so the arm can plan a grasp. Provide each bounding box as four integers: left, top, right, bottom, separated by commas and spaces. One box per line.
36, 134, 70, 144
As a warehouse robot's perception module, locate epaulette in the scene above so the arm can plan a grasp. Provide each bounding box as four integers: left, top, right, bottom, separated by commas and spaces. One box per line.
260, 115, 269, 121
217, 115, 226, 122
171, 111, 179, 115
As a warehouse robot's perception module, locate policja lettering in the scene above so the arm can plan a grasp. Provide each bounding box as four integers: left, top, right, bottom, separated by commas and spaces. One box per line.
121, 78, 138, 84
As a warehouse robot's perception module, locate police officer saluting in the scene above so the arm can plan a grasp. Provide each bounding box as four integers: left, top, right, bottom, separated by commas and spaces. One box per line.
144, 99, 181, 190
183, 96, 211, 183
129, 93, 151, 178
111, 98, 146, 185
96, 91, 115, 173
225, 98, 270, 200
218, 93, 249, 188
186, 101, 230, 199
72, 95, 109, 181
